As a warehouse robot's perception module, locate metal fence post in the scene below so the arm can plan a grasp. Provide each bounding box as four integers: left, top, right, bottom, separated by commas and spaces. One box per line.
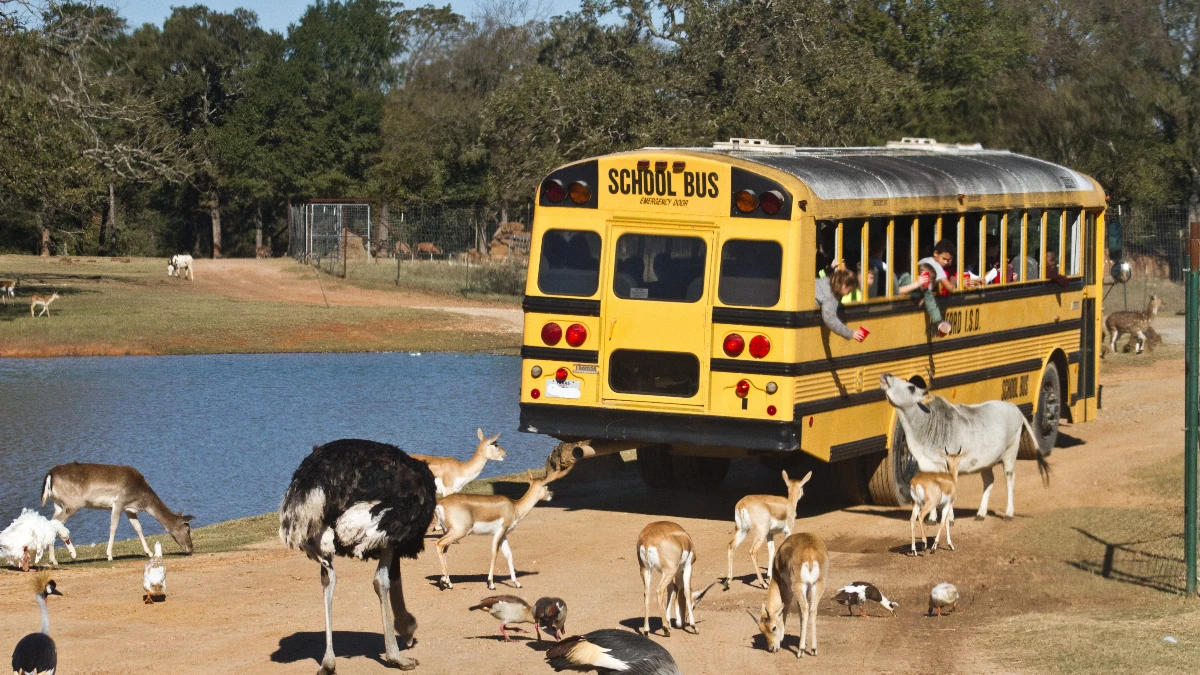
1187, 220, 1199, 595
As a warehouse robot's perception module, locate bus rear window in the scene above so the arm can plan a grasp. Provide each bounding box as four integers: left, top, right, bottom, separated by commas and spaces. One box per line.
613, 234, 707, 302
538, 229, 601, 297
718, 240, 782, 307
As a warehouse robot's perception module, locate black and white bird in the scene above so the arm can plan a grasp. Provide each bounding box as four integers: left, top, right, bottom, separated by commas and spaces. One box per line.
833, 581, 898, 617
546, 629, 680, 674
11, 572, 62, 675
929, 582, 959, 616
280, 440, 436, 674
534, 597, 568, 642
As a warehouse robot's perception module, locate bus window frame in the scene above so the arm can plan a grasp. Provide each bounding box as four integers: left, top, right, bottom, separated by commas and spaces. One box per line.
1039, 210, 1048, 280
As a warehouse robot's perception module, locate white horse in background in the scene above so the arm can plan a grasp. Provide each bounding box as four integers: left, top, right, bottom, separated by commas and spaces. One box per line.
168, 254, 194, 281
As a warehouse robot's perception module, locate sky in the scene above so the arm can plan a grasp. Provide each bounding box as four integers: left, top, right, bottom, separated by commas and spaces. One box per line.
114, 0, 582, 32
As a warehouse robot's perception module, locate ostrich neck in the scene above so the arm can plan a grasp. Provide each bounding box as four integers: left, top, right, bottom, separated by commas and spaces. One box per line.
37, 593, 49, 635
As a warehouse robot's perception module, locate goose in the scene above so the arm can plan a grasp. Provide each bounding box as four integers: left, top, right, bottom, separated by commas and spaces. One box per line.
11, 573, 62, 675
143, 541, 166, 604
546, 629, 680, 674
470, 595, 537, 642
534, 597, 568, 641
833, 581, 898, 617
929, 583, 959, 616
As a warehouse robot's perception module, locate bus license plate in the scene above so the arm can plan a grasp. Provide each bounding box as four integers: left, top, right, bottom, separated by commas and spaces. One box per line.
545, 378, 581, 399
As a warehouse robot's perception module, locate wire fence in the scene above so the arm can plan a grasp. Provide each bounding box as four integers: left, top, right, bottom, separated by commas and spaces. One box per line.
1106, 204, 1190, 314
287, 201, 533, 294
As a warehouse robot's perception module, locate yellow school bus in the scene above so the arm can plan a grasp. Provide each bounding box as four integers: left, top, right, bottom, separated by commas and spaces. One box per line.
518, 138, 1104, 503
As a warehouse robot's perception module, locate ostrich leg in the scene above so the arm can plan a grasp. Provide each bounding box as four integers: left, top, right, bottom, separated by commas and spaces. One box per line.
389, 553, 418, 650
374, 548, 418, 671
318, 558, 337, 675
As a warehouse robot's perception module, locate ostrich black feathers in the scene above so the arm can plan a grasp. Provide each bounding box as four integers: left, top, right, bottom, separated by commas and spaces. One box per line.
546, 629, 680, 675
12, 632, 56, 675
280, 439, 436, 561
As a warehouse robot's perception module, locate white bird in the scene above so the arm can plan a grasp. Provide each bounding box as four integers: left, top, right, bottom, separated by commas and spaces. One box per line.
143, 542, 166, 604
929, 583, 959, 616
833, 581, 898, 617
0, 510, 72, 571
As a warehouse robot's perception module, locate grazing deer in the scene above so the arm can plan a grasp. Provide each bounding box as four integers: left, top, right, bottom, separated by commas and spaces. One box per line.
30, 292, 59, 317
433, 468, 566, 590
410, 429, 508, 498
1103, 294, 1164, 356
0, 278, 15, 304
42, 463, 195, 561
909, 449, 964, 556
396, 242, 415, 260
755, 532, 827, 658
725, 470, 812, 590
637, 521, 713, 637
416, 242, 442, 260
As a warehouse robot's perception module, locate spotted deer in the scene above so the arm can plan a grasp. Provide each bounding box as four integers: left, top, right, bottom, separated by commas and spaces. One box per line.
1103, 294, 1163, 356
725, 470, 812, 590
755, 532, 827, 658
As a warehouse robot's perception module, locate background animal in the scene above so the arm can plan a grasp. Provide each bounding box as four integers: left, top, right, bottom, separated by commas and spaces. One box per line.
144, 541, 166, 604
0, 278, 15, 304
881, 373, 1050, 520
0, 509, 72, 571
279, 439, 436, 674
833, 582, 898, 617
396, 242, 415, 259
410, 429, 507, 497
546, 629, 681, 675
42, 462, 194, 561
909, 450, 964, 555
757, 532, 827, 658
929, 583, 959, 616
29, 292, 58, 317
167, 254, 194, 281
725, 470, 812, 590
1103, 295, 1164, 356
11, 573, 61, 675
415, 242, 442, 259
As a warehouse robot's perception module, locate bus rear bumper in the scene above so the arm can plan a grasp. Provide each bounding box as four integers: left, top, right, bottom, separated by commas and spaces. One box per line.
518, 403, 800, 452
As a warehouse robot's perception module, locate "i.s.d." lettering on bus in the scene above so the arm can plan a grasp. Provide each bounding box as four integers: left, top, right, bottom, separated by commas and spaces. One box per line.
608, 169, 719, 198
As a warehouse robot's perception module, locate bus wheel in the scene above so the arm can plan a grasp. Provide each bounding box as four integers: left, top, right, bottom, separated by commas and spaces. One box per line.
832, 454, 881, 506
672, 455, 730, 492
1021, 363, 1060, 459
636, 445, 676, 489
868, 423, 920, 506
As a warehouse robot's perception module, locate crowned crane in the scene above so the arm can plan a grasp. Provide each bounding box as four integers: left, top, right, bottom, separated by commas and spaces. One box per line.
546, 629, 680, 675
280, 440, 436, 674
833, 581, 898, 618
143, 541, 166, 604
11, 573, 62, 675
929, 583, 959, 616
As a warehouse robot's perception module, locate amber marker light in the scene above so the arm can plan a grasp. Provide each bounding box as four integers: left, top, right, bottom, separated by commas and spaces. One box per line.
568, 181, 591, 204
735, 189, 759, 213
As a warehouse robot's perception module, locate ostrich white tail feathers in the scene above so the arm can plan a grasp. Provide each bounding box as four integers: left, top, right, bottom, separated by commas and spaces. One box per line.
278, 487, 326, 550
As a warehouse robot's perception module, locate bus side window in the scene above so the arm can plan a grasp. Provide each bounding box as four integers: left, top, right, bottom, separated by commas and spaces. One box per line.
1046, 210, 1063, 276
1064, 209, 1082, 275
985, 213, 1003, 284
893, 218, 915, 294
816, 220, 838, 277
963, 213, 984, 286
843, 218, 867, 279
1006, 209, 1024, 282
1025, 209, 1043, 280
866, 218, 889, 300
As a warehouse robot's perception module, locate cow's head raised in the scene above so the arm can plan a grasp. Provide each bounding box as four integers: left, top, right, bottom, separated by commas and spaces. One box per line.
880, 373, 933, 413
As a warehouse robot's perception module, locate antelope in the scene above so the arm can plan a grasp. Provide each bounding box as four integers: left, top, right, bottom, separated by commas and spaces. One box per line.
396, 242, 415, 260
637, 521, 713, 637
909, 449, 964, 556
725, 470, 812, 590
29, 292, 59, 317
433, 468, 566, 590
755, 532, 827, 658
410, 429, 508, 497
416, 242, 442, 260
42, 463, 195, 561
0, 278, 15, 304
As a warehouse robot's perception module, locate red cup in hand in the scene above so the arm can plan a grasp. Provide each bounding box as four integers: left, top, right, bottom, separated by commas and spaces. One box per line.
919, 270, 932, 289
853, 326, 869, 343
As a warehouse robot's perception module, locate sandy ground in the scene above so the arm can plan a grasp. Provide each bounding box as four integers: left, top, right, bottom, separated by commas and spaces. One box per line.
0, 357, 1185, 674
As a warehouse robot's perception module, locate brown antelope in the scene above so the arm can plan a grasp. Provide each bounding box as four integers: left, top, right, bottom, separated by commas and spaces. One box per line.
396, 242, 415, 259
416, 242, 442, 259
433, 468, 566, 590
637, 521, 712, 637
725, 470, 812, 590
755, 532, 827, 658
410, 429, 507, 498
29, 292, 59, 317
0, 278, 15, 304
41, 463, 195, 561
909, 449, 964, 556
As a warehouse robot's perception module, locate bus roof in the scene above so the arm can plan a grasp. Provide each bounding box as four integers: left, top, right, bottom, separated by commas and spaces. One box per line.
649, 142, 1102, 204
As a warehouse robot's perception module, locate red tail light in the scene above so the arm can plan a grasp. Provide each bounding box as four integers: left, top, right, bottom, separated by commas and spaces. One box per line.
760, 190, 784, 215
748, 335, 771, 359
543, 179, 566, 203
722, 333, 745, 357
568, 181, 591, 204
565, 323, 587, 347
735, 380, 751, 398
555, 368, 568, 382
531, 389, 541, 399
767, 405, 777, 416
735, 189, 758, 213
541, 322, 562, 346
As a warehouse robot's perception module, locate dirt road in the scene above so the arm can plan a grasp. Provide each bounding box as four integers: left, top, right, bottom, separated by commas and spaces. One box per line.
0, 357, 1192, 674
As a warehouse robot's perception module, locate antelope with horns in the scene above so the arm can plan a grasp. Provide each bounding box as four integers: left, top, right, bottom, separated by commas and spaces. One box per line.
725, 470, 812, 590
42, 463, 195, 561
755, 532, 827, 658
433, 468, 567, 590
637, 521, 714, 637
909, 449, 964, 556
410, 429, 507, 498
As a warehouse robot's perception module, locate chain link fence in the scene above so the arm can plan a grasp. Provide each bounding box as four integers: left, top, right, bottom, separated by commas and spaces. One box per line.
287, 201, 533, 295
1106, 204, 1190, 314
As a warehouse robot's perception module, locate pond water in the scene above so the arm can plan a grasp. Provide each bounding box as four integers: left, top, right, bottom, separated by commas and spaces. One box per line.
0, 352, 546, 545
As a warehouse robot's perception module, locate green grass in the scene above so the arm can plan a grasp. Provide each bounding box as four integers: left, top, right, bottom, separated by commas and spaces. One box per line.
325, 258, 524, 304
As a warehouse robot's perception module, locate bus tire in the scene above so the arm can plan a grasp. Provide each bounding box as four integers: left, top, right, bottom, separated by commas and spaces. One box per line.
832, 454, 879, 506
636, 445, 676, 489
1021, 362, 1060, 459
868, 422, 920, 506
672, 455, 730, 492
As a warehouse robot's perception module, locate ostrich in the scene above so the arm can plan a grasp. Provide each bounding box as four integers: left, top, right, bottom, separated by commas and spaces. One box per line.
280, 439, 437, 674
11, 573, 61, 675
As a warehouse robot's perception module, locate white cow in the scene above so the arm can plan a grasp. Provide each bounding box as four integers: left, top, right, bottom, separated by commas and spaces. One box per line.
880, 373, 1050, 520
168, 254, 194, 281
